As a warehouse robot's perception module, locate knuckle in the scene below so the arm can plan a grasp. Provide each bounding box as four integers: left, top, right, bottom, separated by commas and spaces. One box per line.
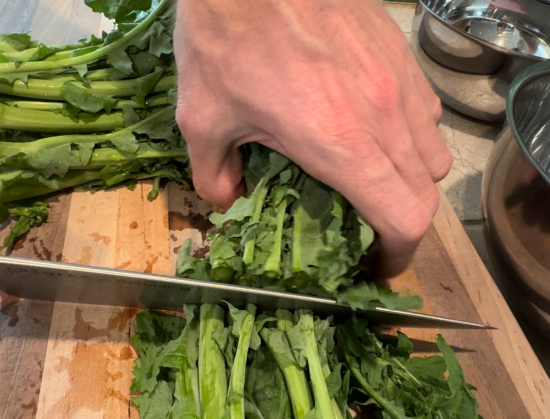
366, 155, 397, 184
431, 148, 453, 182
432, 97, 443, 123
372, 73, 401, 105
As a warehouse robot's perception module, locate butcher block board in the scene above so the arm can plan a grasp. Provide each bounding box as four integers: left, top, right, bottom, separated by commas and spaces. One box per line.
0, 181, 549, 419
1, 1, 550, 418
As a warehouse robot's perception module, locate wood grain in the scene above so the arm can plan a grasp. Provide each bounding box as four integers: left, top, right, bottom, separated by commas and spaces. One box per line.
433, 188, 550, 418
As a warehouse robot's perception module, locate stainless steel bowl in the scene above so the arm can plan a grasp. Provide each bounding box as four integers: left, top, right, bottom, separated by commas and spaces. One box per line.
412, 0, 550, 122
482, 60, 550, 329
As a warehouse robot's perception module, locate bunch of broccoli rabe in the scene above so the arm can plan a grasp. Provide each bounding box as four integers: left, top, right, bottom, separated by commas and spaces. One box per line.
0, 0, 191, 247
177, 144, 422, 310
131, 304, 481, 419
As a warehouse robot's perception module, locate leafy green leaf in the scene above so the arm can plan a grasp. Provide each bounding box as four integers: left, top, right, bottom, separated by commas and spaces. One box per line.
336, 282, 423, 311
84, 0, 153, 23
60, 82, 118, 114
109, 130, 140, 153
132, 51, 164, 76
72, 63, 89, 78
3, 202, 48, 248
27, 44, 57, 62
132, 66, 164, 107
325, 363, 343, 398
405, 355, 447, 381
0, 33, 33, 53
147, 21, 173, 57
107, 48, 134, 75
245, 345, 292, 419
177, 239, 211, 280
132, 381, 174, 419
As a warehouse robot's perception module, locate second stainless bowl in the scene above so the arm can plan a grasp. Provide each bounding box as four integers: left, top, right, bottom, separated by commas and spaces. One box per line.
482, 60, 550, 331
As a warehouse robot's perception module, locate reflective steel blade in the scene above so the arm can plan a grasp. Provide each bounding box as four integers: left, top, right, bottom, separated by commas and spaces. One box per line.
0, 256, 494, 329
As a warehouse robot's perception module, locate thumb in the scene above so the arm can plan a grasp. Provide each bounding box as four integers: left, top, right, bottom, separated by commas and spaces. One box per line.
176, 84, 246, 210
187, 140, 246, 210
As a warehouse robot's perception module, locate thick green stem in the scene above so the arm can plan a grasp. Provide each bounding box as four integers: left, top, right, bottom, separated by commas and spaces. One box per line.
299, 313, 336, 419
2, 100, 66, 111
291, 204, 304, 273
263, 197, 288, 278
184, 308, 202, 419
0, 0, 171, 76
227, 305, 257, 419
3, 94, 170, 111
0, 106, 174, 156
267, 310, 314, 419
199, 304, 227, 419
322, 364, 345, 419
243, 176, 269, 266
0, 103, 124, 133
1, 43, 88, 62
0, 167, 177, 203
43, 68, 125, 82
0, 75, 175, 100
69, 147, 186, 168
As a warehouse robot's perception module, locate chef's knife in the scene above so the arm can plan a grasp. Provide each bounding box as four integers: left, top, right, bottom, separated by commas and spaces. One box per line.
0, 256, 494, 329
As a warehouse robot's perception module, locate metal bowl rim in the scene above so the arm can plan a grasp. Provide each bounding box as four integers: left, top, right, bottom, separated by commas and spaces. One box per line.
417, 0, 548, 61
507, 59, 550, 186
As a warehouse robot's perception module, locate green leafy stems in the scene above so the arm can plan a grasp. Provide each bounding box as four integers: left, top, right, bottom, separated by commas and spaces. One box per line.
0, 0, 172, 79
199, 304, 228, 419
178, 144, 423, 312
130, 305, 481, 419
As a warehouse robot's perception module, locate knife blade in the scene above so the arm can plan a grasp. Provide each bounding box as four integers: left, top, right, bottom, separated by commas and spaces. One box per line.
0, 256, 494, 329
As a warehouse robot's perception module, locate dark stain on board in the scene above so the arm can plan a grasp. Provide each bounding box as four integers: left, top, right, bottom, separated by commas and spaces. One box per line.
129, 221, 139, 230
183, 197, 194, 208
0, 291, 20, 327
116, 261, 132, 270
21, 400, 37, 415
29, 238, 53, 260
163, 211, 213, 241
72, 306, 138, 341
439, 283, 454, 294
12, 234, 27, 251
144, 254, 160, 274
90, 232, 112, 246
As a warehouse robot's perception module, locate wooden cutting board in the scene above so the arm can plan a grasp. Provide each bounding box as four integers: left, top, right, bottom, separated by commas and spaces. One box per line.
1, 182, 550, 419
1, 1, 550, 418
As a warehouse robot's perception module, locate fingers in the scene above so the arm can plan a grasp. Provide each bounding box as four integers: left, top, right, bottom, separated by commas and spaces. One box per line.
401, 70, 453, 184
374, 100, 441, 216
176, 78, 247, 210
338, 149, 435, 277
186, 140, 246, 210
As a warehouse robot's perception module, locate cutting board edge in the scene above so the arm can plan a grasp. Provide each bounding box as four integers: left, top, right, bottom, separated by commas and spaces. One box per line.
434, 185, 550, 419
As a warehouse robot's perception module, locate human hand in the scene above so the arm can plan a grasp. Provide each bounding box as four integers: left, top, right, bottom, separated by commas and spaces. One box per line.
173, 0, 453, 275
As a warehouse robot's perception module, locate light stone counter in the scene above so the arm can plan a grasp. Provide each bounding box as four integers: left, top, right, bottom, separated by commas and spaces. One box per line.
383, 2, 501, 273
